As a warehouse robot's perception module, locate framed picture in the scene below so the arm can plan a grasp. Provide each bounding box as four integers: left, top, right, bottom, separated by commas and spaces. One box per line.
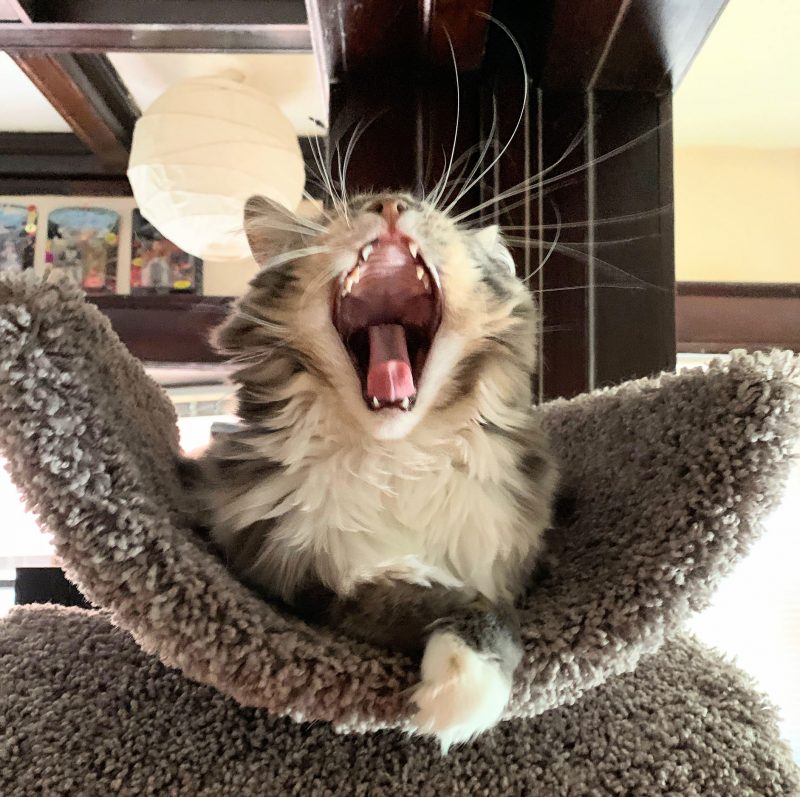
0, 203, 37, 273
46, 207, 120, 294
131, 209, 203, 295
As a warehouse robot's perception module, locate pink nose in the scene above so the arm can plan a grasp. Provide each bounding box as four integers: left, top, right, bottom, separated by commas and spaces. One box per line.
382, 200, 401, 229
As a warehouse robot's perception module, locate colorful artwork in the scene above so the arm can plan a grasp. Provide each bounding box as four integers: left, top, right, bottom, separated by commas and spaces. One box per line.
131, 209, 202, 295
0, 204, 37, 272
46, 207, 119, 293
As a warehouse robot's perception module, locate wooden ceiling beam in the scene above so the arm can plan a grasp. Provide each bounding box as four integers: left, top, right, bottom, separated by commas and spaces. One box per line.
10, 51, 139, 171
3, 3, 140, 172
0, 23, 312, 53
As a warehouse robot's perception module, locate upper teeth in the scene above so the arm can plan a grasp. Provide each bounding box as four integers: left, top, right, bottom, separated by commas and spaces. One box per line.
400, 397, 410, 410
416, 265, 424, 281
361, 244, 373, 262
408, 242, 418, 260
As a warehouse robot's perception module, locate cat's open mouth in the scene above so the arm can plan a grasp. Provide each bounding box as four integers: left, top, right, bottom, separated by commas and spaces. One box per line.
333, 232, 442, 411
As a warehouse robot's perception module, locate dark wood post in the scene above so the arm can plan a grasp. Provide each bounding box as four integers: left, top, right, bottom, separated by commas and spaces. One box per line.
309, 0, 727, 398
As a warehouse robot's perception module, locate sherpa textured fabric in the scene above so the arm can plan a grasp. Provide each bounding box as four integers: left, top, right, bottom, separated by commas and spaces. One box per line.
0, 272, 799, 793
1, 607, 798, 797
1, 273, 800, 726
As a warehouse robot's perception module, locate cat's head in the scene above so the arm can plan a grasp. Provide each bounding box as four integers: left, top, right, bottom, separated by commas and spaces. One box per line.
215, 192, 537, 440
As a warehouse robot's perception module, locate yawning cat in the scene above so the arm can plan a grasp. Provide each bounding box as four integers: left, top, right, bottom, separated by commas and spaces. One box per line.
200, 191, 557, 751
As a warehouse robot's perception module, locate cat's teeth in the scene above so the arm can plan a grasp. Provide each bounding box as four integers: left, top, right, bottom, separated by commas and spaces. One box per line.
408, 242, 418, 260
416, 265, 425, 281
400, 397, 410, 410
352, 265, 361, 283
344, 275, 355, 294
361, 244, 373, 262
372, 396, 380, 409
421, 273, 431, 292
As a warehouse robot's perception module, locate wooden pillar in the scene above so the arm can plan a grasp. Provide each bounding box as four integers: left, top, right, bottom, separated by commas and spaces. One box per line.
307, 0, 727, 400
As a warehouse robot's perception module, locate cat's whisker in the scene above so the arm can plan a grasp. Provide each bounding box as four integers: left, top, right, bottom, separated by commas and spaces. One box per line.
499, 206, 671, 232
339, 117, 371, 206
503, 233, 659, 247
434, 138, 493, 212
537, 283, 646, 294
451, 119, 669, 225
256, 245, 331, 270
427, 29, 461, 210
516, 239, 665, 292
307, 119, 348, 218
233, 311, 294, 338
529, 201, 561, 281
443, 16, 528, 214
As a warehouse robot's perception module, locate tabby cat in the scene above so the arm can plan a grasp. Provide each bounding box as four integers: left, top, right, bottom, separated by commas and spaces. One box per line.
199, 192, 557, 751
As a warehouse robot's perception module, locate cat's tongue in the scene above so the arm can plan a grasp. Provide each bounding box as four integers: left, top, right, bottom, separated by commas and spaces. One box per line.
366, 324, 415, 404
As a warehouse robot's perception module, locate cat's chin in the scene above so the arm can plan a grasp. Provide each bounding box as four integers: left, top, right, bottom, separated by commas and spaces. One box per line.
363, 405, 423, 441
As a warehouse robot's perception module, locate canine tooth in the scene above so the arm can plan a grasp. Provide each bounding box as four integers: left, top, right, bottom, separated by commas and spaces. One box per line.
361, 244, 373, 262
371, 396, 380, 409
352, 265, 361, 283
416, 265, 424, 281
400, 397, 410, 410
344, 275, 355, 293
408, 242, 418, 260
421, 273, 431, 292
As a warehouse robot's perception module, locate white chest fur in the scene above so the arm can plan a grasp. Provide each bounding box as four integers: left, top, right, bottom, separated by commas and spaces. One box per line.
215, 414, 539, 603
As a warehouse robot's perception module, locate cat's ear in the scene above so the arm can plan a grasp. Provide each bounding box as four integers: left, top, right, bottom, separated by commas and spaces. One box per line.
474, 224, 516, 275
244, 195, 304, 265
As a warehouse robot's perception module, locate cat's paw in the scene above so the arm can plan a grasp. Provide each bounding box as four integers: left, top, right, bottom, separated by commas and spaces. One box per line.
410, 630, 512, 753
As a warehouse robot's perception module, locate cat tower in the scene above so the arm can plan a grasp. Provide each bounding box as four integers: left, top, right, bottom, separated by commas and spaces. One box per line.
1, 273, 798, 794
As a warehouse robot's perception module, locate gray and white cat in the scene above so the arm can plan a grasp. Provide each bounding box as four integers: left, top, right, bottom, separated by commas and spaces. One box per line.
198, 192, 557, 751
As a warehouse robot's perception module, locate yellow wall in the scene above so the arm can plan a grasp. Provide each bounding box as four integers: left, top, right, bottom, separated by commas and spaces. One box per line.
675, 146, 800, 283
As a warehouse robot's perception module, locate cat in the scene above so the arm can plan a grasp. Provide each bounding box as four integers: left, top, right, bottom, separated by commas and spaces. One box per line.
198, 191, 557, 752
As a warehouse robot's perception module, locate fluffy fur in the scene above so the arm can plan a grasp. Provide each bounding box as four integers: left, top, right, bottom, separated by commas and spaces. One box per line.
200, 192, 557, 748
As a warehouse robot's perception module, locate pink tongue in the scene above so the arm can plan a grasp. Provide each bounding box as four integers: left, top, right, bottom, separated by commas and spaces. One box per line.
367, 324, 415, 403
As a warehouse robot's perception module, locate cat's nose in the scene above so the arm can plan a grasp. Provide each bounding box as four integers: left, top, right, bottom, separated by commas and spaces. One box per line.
370, 199, 407, 229
381, 200, 401, 228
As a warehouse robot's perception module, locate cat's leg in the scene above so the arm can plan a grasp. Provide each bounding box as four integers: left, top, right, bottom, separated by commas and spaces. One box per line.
322, 582, 522, 752
411, 597, 522, 753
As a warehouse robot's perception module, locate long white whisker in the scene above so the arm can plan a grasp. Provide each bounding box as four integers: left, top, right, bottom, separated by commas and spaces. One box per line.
443, 15, 528, 214
438, 117, 497, 211
524, 201, 561, 284
452, 120, 668, 225
537, 283, 646, 294
505, 233, 659, 247
428, 29, 461, 209
500, 206, 671, 231
259, 245, 331, 269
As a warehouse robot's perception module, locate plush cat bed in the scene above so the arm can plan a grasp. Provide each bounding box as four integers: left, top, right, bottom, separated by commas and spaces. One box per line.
1, 273, 798, 794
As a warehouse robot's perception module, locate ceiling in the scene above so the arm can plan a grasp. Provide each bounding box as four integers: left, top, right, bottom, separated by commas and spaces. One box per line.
2, 0, 799, 149
674, 0, 800, 149
1, 53, 70, 132
1, 52, 326, 136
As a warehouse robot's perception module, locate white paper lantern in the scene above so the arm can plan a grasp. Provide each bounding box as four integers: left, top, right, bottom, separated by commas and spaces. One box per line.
127, 71, 305, 261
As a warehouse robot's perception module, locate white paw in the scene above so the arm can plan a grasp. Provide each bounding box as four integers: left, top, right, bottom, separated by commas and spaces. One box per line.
410, 631, 512, 753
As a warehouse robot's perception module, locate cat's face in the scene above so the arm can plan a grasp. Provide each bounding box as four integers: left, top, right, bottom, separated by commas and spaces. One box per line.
216, 192, 537, 440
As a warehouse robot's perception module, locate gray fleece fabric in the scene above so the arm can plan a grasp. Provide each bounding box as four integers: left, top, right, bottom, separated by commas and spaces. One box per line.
0, 273, 799, 793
